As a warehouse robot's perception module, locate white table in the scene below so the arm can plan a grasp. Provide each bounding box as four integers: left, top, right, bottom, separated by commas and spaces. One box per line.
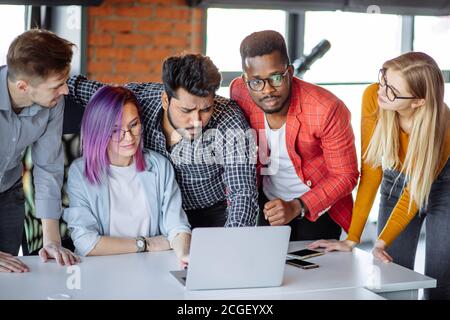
214, 288, 386, 300
0, 241, 435, 300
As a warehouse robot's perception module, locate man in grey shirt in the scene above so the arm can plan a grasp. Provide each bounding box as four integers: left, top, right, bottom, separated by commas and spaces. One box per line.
0, 29, 80, 272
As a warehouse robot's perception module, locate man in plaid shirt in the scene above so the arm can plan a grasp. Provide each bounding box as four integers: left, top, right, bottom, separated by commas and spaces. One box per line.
68, 54, 258, 228
230, 30, 359, 240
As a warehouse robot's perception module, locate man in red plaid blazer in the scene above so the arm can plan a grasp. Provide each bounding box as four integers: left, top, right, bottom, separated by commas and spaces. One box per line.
230, 30, 359, 240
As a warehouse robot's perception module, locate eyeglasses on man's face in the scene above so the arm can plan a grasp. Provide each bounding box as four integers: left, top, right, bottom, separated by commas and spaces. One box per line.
245, 67, 290, 92
378, 68, 417, 102
110, 121, 142, 142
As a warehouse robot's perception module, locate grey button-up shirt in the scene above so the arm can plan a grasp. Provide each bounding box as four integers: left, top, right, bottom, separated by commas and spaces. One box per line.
0, 65, 64, 219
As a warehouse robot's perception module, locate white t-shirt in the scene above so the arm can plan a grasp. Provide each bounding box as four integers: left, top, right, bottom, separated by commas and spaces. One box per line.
262, 115, 310, 201
108, 161, 150, 238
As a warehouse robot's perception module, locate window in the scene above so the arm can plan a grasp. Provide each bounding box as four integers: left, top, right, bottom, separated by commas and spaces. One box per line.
414, 16, 450, 70
303, 11, 403, 84
414, 15, 450, 103
206, 8, 286, 73
0, 5, 26, 66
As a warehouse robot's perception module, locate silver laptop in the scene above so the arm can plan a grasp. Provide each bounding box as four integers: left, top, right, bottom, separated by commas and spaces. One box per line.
170, 226, 291, 290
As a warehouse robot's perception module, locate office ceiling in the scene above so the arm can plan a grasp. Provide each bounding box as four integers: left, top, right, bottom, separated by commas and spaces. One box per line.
0, 0, 103, 5
187, 0, 450, 16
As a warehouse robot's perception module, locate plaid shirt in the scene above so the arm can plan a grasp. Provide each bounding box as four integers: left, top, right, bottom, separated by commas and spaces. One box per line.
68, 76, 258, 227
230, 77, 358, 231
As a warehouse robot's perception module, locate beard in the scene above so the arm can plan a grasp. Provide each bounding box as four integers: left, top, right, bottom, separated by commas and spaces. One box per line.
257, 92, 291, 115
167, 106, 203, 140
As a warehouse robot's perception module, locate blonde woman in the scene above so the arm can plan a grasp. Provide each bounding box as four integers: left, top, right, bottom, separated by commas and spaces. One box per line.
309, 52, 450, 299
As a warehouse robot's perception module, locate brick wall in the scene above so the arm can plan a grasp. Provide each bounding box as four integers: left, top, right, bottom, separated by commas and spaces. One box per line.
87, 0, 205, 84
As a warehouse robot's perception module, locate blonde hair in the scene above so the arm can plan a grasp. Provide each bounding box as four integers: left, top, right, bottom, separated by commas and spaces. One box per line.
365, 52, 448, 211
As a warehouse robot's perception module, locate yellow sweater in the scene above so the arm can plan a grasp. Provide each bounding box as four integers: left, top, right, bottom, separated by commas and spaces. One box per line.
347, 83, 450, 246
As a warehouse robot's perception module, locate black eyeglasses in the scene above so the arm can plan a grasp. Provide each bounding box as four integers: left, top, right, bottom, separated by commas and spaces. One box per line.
245, 67, 290, 92
378, 69, 417, 102
110, 121, 142, 142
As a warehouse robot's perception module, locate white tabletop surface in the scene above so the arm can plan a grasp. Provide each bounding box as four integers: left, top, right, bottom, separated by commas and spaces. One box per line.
0, 241, 435, 300
227, 287, 386, 300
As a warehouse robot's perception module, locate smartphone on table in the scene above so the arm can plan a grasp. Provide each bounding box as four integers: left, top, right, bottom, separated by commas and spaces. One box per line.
286, 258, 319, 270
287, 248, 324, 260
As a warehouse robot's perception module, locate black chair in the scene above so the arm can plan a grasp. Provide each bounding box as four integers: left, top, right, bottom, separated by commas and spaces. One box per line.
23, 96, 85, 255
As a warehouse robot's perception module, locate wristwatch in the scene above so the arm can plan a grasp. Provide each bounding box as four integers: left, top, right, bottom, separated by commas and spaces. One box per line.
136, 236, 147, 253
298, 199, 306, 220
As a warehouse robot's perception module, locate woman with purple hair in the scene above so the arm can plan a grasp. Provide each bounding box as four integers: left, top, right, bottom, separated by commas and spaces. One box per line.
63, 86, 191, 267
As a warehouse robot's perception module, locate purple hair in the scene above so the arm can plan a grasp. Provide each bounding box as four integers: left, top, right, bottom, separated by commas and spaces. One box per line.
80, 86, 146, 184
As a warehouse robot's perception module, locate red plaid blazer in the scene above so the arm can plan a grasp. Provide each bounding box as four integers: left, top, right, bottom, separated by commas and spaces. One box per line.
230, 77, 359, 231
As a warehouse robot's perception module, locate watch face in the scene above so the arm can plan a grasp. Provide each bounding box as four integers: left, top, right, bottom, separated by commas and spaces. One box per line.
137, 239, 145, 249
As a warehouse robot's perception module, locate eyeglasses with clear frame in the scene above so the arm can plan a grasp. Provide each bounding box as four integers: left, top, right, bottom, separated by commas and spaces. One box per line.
245, 67, 290, 92
110, 121, 142, 142
378, 68, 417, 102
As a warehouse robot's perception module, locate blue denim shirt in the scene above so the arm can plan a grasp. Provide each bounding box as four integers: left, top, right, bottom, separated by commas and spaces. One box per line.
63, 150, 191, 256
0, 65, 64, 219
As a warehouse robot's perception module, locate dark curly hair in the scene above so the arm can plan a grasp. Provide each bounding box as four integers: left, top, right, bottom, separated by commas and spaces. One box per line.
240, 30, 290, 70
162, 53, 221, 100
